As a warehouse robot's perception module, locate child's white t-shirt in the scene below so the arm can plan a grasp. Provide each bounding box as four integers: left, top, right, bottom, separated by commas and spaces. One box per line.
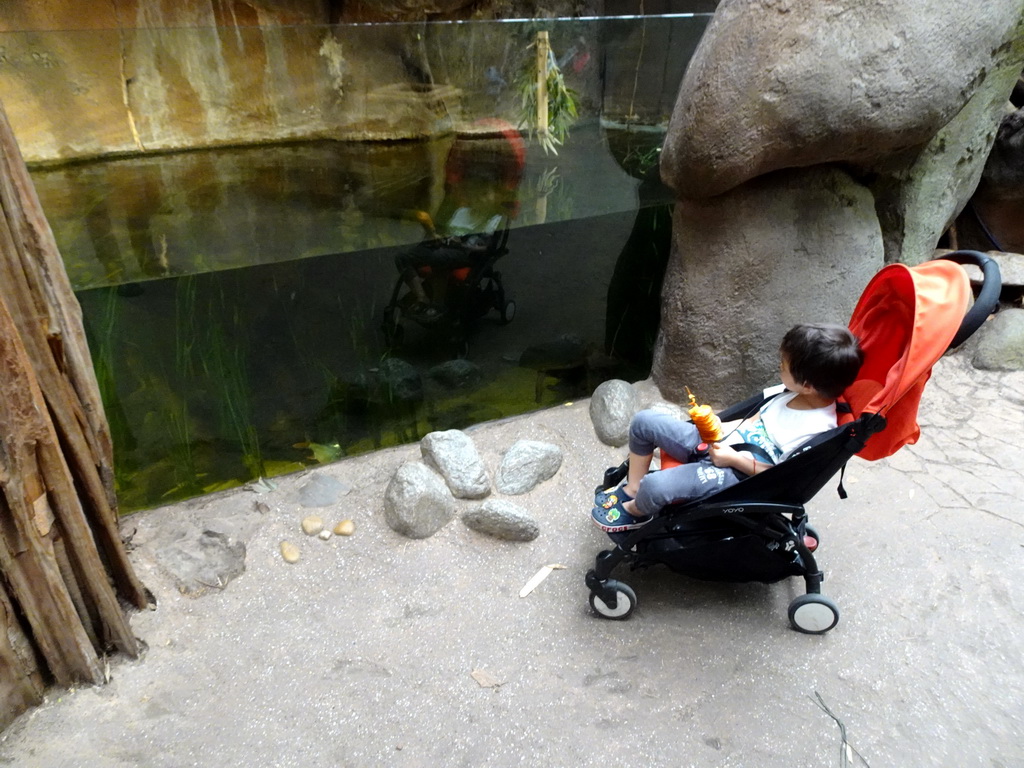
759, 390, 837, 461
725, 386, 837, 464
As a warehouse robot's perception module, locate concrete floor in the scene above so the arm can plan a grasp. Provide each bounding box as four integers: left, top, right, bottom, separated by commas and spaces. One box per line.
0, 353, 1021, 768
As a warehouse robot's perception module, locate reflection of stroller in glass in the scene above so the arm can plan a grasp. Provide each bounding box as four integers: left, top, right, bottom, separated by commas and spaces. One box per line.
383, 121, 525, 352
586, 251, 1001, 634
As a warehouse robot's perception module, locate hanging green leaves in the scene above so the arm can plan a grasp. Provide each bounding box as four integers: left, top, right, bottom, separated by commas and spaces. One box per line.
516, 35, 579, 155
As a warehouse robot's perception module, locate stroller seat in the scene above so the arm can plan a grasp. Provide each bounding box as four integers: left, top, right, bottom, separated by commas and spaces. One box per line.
585, 251, 1002, 633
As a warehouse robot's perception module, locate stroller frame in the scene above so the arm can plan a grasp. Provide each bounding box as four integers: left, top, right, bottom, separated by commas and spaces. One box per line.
586, 251, 1002, 633
382, 220, 516, 354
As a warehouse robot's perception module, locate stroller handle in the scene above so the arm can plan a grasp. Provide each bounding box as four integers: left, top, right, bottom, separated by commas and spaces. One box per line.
936, 250, 1002, 349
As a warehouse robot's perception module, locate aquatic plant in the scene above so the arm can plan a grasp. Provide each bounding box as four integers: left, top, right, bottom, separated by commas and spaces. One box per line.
208, 297, 264, 479
86, 287, 136, 493
162, 397, 203, 498
174, 274, 265, 481
621, 143, 662, 178
174, 267, 199, 379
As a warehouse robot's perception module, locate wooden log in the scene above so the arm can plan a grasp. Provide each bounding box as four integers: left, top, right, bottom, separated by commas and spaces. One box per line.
0, 95, 148, 726
0, 298, 108, 686
0, 243, 140, 654
53, 536, 101, 651
0, 105, 147, 611
0, 582, 44, 724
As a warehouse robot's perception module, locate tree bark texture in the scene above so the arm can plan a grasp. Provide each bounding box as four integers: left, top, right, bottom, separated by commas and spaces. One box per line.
0, 98, 148, 730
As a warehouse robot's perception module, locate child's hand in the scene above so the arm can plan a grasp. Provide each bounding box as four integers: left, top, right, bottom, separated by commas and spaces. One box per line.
708, 442, 741, 469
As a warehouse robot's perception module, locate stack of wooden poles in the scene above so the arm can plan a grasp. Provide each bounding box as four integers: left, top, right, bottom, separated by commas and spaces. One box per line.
0, 100, 148, 730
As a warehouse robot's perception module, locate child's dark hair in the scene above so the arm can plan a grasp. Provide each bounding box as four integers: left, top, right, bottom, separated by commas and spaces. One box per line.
780, 324, 864, 400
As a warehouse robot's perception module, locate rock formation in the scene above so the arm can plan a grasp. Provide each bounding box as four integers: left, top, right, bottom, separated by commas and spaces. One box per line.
0, 0, 600, 163
656, 0, 1024, 404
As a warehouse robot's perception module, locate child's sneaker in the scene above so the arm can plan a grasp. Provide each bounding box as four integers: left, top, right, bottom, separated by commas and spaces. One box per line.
591, 496, 651, 533
594, 484, 633, 507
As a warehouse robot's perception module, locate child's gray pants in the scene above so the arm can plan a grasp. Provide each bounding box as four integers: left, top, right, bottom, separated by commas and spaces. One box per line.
628, 409, 743, 517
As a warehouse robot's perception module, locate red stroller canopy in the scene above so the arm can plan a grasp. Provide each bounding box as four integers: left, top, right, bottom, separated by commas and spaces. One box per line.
841, 260, 971, 460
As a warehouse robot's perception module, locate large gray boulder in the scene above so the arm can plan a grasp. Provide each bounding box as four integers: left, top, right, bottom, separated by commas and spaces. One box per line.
661, 0, 1024, 200
873, 80, 1021, 266
973, 309, 1024, 371
494, 440, 563, 495
654, 0, 1024, 403
461, 500, 540, 542
654, 166, 882, 404
383, 462, 455, 539
589, 379, 639, 447
420, 429, 491, 500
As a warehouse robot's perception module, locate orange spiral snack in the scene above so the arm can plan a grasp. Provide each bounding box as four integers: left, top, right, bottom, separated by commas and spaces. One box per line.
686, 387, 724, 443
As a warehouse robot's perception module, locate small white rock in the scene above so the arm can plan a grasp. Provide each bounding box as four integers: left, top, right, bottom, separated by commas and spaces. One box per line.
280, 541, 300, 563
318, 529, 332, 541
301, 515, 324, 536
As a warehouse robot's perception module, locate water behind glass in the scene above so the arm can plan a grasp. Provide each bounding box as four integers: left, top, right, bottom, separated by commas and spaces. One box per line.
17, 15, 708, 511
34, 124, 652, 288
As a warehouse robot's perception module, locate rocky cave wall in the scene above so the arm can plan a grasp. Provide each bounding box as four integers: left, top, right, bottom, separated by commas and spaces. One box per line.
0, 0, 704, 164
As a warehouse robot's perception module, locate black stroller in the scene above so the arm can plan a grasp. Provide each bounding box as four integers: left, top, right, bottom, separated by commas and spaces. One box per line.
381, 218, 516, 354
585, 251, 1002, 633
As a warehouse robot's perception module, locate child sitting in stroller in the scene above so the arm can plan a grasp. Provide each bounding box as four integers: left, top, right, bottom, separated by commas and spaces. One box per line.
592, 323, 864, 533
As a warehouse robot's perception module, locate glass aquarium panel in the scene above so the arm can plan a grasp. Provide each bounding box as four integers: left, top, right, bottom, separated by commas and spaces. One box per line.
80, 202, 671, 510
7, 14, 711, 511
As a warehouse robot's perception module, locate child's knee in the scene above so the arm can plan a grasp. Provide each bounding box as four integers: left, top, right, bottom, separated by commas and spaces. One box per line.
635, 472, 675, 517
628, 410, 659, 452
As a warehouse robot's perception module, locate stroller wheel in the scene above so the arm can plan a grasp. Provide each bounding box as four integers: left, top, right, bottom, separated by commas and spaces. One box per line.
500, 299, 516, 324
589, 580, 637, 620
788, 593, 840, 634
